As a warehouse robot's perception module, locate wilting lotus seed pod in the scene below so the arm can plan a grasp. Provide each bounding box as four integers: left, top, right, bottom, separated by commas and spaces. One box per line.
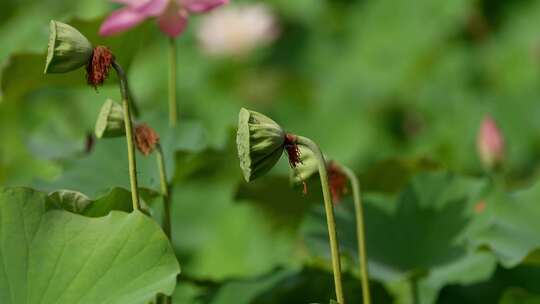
95, 99, 125, 138
236, 108, 286, 182
44, 20, 93, 74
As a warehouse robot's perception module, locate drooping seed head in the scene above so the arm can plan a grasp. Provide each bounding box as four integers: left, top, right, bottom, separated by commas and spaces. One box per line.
44, 20, 93, 74
236, 107, 285, 182
95, 99, 125, 139
134, 123, 160, 156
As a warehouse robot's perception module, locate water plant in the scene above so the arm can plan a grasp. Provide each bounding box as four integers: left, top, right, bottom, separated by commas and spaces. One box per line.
293, 147, 371, 304
45, 20, 141, 210
236, 107, 345, 304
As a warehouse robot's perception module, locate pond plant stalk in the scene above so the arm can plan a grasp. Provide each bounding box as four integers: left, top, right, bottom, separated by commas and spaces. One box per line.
157, 144, 172, 239
236, 108, 345, 303
338, 164, 371, 304
44, 20, 141, 211
294, 136, 345, 304
168, 38, 178, 127
112, 61, 141, 211
292, 146, 371, 304
131, 123, 172, 304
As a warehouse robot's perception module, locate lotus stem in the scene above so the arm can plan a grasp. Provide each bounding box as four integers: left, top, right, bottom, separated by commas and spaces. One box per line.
295, 135, 345, 304
340, 165, 371, 304
168, 37, 178, 127
112, 61, 141, 211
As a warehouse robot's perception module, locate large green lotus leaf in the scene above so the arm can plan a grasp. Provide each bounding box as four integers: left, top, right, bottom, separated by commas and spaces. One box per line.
32, 118, 206, 199
32, 137, 161, 198
358, 157, 441, 194
45, 187, 133, 216
167, 141, 299, 280
302, 172, 495, 303
235, 176, 318, 230
438, 265, 540, 303
200, 266, 392, 304
233, 157, 441, 231
471, 181, 540, 267
0, 187, 180, 304
499, 288, 540, 304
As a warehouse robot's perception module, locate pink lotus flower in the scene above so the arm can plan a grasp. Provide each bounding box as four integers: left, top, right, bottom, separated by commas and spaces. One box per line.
477, 115, 505, 169
99, 0, 229, 38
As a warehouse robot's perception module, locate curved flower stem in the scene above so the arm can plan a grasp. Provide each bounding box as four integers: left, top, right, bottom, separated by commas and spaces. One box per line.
168, 37, 178, 127
295, 135, 345, 304
339, 165, 371, 304
112, 61, 141, 211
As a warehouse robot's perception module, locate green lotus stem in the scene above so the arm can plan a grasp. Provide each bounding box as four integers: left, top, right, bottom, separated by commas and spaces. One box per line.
156, 144, 171, 239
340, 165, 371, 304
168, 37, 178, 127
156, 144, 172, 304
295, 136, 345, 304
112, 61, 141, 211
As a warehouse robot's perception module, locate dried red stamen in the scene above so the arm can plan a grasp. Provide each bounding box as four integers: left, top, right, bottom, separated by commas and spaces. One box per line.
134, 123, 160, 156
327, 162, 348, 204
284, 133, 307, 194
86, 45, 114, 88
284, 133, 302, 168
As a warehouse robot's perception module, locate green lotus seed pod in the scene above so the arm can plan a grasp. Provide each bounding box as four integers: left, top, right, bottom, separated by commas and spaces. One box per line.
44, 20, 93, 74
290, 145, 319, 184
95, 99, 125, 138
236, 108, 286, 182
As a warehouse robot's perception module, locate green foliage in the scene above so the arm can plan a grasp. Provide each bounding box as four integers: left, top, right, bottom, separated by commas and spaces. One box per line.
303, 172, 497, 303
0, 187, 180, 304
472, 182, 540, 267
3, 0, 540, 303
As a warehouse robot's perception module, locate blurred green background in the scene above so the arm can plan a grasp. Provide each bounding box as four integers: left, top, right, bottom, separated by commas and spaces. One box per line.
2, 0, 540, 303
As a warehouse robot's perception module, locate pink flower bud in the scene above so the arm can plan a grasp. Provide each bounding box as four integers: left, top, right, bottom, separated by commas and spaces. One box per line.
477, 115, 505, 170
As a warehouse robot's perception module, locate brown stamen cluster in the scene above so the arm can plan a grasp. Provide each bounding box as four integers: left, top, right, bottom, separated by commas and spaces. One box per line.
284, 133, 302, 168
86, 45, 114, 88
134, 123, 160, 156
284, 133, 307, 194
327, 161, 348, 204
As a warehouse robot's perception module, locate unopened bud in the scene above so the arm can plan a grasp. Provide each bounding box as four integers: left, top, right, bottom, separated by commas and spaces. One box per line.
477, 115, 505, 170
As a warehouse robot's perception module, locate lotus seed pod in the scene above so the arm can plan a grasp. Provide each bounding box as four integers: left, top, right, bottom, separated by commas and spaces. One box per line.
236, 108, 286, 182
95, 99, 125, 138
290, 145, 319, 185
44, 20, 93, 74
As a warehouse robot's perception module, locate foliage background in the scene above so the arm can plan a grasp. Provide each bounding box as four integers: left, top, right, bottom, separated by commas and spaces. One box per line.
2, 0, 540, 303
